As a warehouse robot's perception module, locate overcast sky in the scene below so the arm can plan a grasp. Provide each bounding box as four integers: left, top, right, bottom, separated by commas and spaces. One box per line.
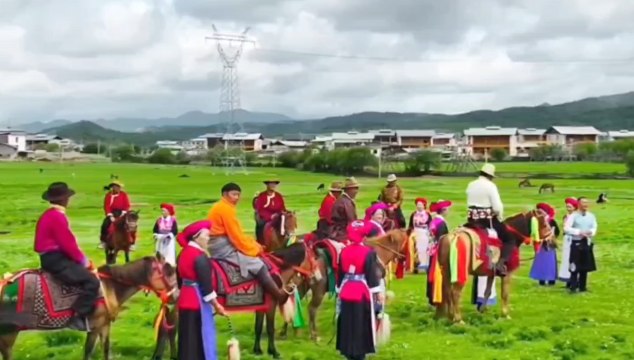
1, 0, 633, 124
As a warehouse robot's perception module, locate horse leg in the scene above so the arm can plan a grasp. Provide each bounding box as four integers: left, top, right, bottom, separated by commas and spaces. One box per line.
151, 309, 173, 360
478, 276, 495, 314
125, 250, 130, 263
99, 324, 112, 360
308, 275, 327, 342
451, 284, 465, 325
266, 305, 280, 359
82, 331, 100, 360
253, 312, 264, 355
501, 275, 512, 319
440, 266, 453, 322
0, 332, 19, 360
168, 309, 178, 360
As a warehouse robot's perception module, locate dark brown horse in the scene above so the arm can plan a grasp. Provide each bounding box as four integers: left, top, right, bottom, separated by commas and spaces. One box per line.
105, 211, 139, 264
152, 242, 321, 360
518, 178, 533, 188
261, 211, 298, 252
0, 253, 178, 360
280, 229, 410, 342
435, 211, 552, 324
539, 183, 555, 194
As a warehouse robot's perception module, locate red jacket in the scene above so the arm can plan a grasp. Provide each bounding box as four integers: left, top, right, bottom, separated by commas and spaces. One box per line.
104, 191, 131, 216
318, 194, 338, 224
34, 207, 87, 265
177, 243, 215, 310
254, 191, 286, 222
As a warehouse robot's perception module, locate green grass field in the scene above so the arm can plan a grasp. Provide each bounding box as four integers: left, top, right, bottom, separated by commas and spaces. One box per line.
1, 162, 633, 360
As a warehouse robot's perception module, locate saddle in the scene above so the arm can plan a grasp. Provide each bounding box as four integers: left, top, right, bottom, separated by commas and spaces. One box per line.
0, 270, 104, 330
209, 258, 278, 313
456, 227, 519, 275
312, 239, 345, 294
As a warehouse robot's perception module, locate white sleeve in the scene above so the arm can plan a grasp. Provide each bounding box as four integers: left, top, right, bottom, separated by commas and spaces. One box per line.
489, 183, 504, 218
589, 215, 598, 237
203, 291, 217, 302
563, 214, 580, 236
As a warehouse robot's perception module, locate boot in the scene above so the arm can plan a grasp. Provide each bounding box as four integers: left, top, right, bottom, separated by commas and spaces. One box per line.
255, 268, 289, 304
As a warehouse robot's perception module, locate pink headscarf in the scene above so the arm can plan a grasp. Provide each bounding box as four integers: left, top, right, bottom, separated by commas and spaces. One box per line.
365, 202, 388, 220
176, 220, 211, 248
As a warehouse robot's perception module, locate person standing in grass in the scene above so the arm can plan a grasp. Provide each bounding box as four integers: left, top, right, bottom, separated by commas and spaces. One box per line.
563, 197, 597, 293
559, 198, 579, 286
408, 198, 432, 272
529, 203, 561, 286
427, 200, 451, 305
153, 204, 178, 266
176, 220, 226, 360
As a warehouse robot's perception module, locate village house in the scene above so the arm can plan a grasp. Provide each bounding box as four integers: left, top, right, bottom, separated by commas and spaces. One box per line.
199, 133, 224, 149
267, 140, 309, 153
463, 126, 518, 158
516, 128, 547, 157
0, 129, 26, 152
25, 134, 74, 150
396, 130, 436, 148
369, 129, 398, 146
431, 133, 457, 148
544, 126, 601, 145
222, 133, 264, 151
605, 129, 634, 141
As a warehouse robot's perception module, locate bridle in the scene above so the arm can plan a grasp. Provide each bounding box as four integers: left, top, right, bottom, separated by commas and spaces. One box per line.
504, 210, 552, 245
263, 242, 320, 280
366, 230, 409, 263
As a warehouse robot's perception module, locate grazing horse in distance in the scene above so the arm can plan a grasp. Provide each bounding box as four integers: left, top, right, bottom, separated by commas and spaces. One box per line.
539, 183, 555, 194
518, 178, 533, 188
104, 211, 139, 264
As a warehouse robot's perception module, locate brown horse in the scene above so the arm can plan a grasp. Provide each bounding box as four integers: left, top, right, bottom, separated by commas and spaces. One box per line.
518, 178, 533, 188
280, 229, 410, 342
261, 211, 298, 252
435, 211, 552, 324
105, 211, 139, 264
152, 242, 321, 360
539, 183, 555, 194
0, 253, 178, 360
384, 208, 401, 230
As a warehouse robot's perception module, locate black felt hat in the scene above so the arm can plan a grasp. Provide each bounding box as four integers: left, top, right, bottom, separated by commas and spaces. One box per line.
42, 182, 76, 202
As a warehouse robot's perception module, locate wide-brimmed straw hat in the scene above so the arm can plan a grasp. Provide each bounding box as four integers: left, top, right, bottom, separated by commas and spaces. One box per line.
344, 177, 360, 189
480, 163, 496, 178
329, 181, 344, 192
108, 180, 124, 188
42, 182, 76, 202
263, 179, 280, 185
386, 174, 397, 182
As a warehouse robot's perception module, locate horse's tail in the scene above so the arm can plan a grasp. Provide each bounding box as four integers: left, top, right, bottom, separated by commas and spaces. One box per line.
447, 232, 469, 286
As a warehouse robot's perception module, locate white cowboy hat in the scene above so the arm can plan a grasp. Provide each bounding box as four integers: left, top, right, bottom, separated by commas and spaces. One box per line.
480, 163, 496, 177
386, 174, 397, 182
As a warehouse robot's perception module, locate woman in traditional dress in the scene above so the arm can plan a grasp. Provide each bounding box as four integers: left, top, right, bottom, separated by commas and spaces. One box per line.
153, 203, 178, 266
427, 200, 451, 305
336, 220, 383, 360
177, 220, 227, 360
558, 198, 578, 287
529, 203, 561, 286
365, 202, 388, 237
408, 198, 432, 272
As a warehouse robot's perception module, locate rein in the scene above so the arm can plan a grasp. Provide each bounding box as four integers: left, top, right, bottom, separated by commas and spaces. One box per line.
97, 259, 174, 304
262, 242, 316, 277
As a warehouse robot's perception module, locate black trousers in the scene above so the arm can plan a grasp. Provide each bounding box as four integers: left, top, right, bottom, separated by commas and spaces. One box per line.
466, 217, 515, 260
255, 219, 267, 245
40, 252, 100, 317
569, 272, 588, 291
100, 210, 122, 238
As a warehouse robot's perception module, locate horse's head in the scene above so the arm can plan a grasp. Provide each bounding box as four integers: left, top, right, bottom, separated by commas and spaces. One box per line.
278, 211, 297, 239
504, 210, 552, 246
123, 210, 139, 233
270, 242, 322, 285
147, 252, 179, 303
366, 229, 409, 265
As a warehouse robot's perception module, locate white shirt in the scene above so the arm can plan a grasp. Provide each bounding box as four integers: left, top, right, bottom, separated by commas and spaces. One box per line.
466, 176, 504, 218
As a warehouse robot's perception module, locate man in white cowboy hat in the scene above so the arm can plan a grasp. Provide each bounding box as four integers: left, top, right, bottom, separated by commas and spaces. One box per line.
330, 177, 360, 242
379, 174, 405, 229
465, 163, 513, 275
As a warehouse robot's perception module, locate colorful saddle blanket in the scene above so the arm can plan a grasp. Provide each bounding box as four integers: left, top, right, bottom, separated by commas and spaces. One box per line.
209, 258, 278, 313
0, 270, 104, 330
458, 227, 520, 275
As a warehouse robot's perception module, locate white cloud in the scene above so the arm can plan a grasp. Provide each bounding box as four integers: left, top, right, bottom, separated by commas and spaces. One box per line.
0, 0, 633, 124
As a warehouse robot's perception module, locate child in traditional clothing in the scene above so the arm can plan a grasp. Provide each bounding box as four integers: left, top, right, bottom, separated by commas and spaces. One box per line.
153, 204, 178, 266
558, 198, 578, 286
408, 198, 432, 272
365, 203, 388, 237
564, 197, 597, 293
336, 220, 383, 360
177, 220, 226, 360
529, 203, 561, 286
427, 200, 451, 306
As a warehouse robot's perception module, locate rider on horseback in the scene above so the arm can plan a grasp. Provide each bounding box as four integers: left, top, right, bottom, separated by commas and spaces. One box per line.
330, 178, 360, 243
254, 180, 286, 245
379, 174, 406, 229
207, 182, 292, 305
364, 202, 388, 237
35, 182, 100, 330
99, 180, 132, 250
464, 164, 513, 275
315, 181, 343, 240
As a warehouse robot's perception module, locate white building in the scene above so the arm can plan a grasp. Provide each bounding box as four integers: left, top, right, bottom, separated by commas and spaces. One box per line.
0, 129, 26, 152
605, 130, 634, 141
156, 140, 183, 151
222, 133, 264, 151
396, 130, 436, 148
25, 134, 75, 150
431, 133, 457, 148
463, 126, 519, 157
516, 128, 547, 157
267, 140, 308, 153
544, 126, 601, 145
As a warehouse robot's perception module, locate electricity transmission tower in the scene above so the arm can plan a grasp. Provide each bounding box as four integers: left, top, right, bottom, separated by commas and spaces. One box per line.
205, 25, 256, 174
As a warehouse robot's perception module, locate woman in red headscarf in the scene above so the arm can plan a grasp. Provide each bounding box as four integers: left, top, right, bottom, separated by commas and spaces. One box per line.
408, 198, 432, 272
153, 204, 179, 266
529, 203, 561, 286
558, 198, 578, 287
336, 220, 383, 360
177, 220, 226, 360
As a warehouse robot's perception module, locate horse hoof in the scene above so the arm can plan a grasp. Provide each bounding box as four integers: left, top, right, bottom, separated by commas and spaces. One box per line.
311, 335, 321, 342
253, 348, 263, 356
268, 351, 281, 359
278, 334, 287, 340
456, 320, 466, 325
503, 314, 512, 320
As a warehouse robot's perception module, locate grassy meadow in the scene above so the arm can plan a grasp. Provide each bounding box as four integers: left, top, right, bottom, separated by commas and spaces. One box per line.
0, 162, 633, 360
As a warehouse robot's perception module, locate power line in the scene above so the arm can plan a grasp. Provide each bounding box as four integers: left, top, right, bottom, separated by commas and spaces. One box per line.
254, 47, 634, 64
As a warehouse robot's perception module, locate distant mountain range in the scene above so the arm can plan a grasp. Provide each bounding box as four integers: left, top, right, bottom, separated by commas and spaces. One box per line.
24, 91, 634, 146
19, 109, 294, 133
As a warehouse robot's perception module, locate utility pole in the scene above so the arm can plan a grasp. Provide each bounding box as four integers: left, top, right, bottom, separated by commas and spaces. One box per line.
205, 25, 256, 175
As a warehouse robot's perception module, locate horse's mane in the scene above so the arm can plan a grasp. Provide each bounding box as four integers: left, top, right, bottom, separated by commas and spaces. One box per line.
271, 242, 306, 270
97, 256, 153, 285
